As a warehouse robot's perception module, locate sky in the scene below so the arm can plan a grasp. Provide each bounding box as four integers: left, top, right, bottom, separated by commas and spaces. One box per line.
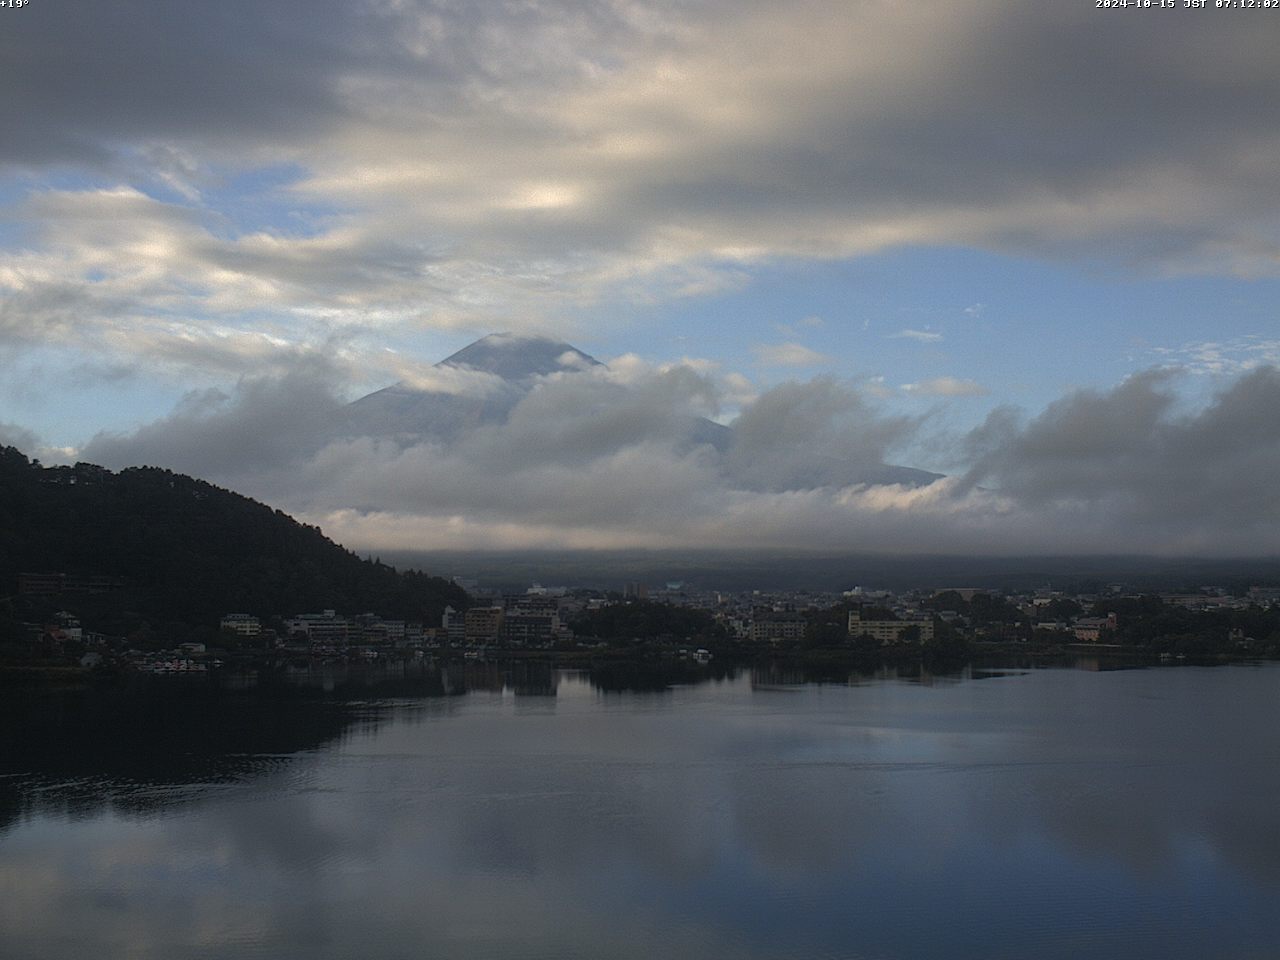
3, 0, 1280, 555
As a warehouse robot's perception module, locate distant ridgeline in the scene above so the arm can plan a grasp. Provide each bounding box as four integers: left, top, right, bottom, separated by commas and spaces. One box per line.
0, 446, 468, 632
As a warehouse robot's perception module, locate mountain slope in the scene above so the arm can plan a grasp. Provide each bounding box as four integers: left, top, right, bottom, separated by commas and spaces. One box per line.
0, 446, 469, 629
338, 333, 598, 442
437, 333, 601, 381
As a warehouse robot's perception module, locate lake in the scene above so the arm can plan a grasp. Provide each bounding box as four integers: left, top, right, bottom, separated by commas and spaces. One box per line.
2, 660, 1279, 959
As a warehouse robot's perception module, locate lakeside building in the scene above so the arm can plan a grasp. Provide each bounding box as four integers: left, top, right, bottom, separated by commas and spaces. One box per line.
848, 607, 934, 644
501, 594, 565, 646
285, 610, 350, 645
1071, 613, 1118, 642
750, 609, 806, 643
220, 613, 261, 637
464, 606, 505, 642
442, 606, 466, 643
350, 613, 410, 645
443, 595, 574, 647
1036, 621, 1069, 633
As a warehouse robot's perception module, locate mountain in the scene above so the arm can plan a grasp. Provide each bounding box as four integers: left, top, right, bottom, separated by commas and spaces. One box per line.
435, 333, 601, 381
0, 447, 469, 634
338, 333, 601, 442
338, 333, 942, 489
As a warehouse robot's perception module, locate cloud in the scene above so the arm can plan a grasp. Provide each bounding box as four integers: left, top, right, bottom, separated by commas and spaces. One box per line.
0, 421, 40, 452
1152, 336, 1280, 376
389, 361, 511, 398
0, 422, 80, 464
282, 0, 1280, 283
78, 363, 936, 549
82, 357, 345, 479
890, 329, 943, 343
901, 377, 989, 398
960, 367, 1280, 550
72, 355, 1280, 556
2, 0, 1279, 385
724, 378, 919, 493
5, 185, 443, 328
8, 1, 1280, 559
751, 342, 832, 367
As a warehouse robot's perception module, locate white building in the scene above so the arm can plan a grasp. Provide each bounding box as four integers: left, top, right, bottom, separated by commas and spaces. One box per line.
285, 610, 350, 645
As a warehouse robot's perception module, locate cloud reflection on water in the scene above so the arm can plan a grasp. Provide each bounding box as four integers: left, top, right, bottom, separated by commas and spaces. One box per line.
2, 664, 1279, 959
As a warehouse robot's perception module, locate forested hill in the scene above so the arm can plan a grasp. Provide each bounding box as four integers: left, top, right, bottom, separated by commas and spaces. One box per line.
0, 446, 468, 629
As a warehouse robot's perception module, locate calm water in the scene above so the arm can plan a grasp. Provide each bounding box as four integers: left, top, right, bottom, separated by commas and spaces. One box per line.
3, 661, 1280, 959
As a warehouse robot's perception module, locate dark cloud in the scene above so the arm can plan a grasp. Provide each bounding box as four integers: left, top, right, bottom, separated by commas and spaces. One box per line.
0, 0, 667, 169
81, 357, 344, 479
0, 421, 39, 452
553, 1, 1280, 271
964, 366, 1280, 541
0, 1, 354, 167
724, 378, 921, 492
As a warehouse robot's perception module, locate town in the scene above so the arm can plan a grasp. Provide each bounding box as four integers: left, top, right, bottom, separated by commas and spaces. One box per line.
9, 570, 1280, 676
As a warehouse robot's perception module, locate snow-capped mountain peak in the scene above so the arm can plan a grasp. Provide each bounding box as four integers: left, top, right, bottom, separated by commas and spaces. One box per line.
437, 333, 601, 382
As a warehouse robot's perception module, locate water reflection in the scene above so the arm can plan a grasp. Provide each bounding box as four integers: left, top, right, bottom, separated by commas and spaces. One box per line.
0, 660, 730, 832
2, 663, 1279, 959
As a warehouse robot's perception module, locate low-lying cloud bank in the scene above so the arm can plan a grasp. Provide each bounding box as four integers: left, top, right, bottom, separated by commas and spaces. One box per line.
70, 361, 1280, 557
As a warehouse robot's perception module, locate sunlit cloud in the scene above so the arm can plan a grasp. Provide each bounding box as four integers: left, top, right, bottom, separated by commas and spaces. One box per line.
1152, 336, 1280, 376
901, 377, 989, 398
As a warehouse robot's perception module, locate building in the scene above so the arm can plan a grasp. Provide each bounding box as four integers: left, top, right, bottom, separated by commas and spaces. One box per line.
285, 610, 350, 645
349, 613, 407, 645
750, 609, 807, 643
1072, 613, 1117, 642
42, 611, 83, 645
442, 606, 466, 644
501, 594, 563, 646
1159, 594, 1211, 610
220, 613, 262, 637
18, 572, 65, 597
848, 607, 934, 644
1247, 586, 1280, 604
464, 606, 505, 642
18, 572, 122, 597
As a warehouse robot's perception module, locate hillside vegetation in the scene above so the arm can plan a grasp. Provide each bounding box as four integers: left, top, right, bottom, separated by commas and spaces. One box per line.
0, 447, 467, 639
